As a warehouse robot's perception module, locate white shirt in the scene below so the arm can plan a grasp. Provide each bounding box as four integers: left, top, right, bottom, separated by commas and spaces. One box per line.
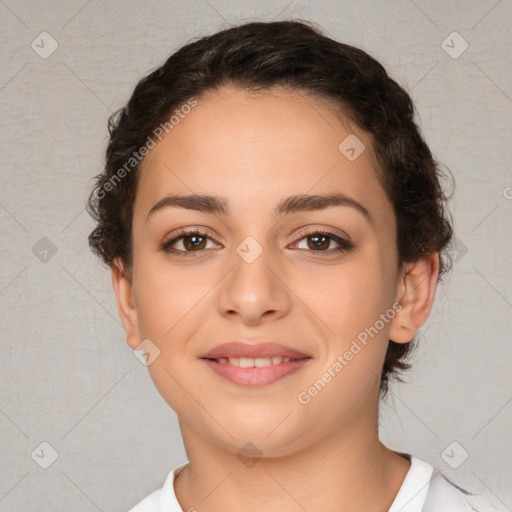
127, 454, 498, 512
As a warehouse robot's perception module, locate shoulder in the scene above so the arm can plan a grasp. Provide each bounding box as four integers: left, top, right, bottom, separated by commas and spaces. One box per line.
125, 462, 189, 512
126, 489, 162, 512
390, 454, 499, 512
423, 468, 500, 512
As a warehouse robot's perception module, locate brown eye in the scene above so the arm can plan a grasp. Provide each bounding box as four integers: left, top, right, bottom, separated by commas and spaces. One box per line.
181, 234, 207, 251
306, 234, 331, 250
161, 229, 219, 256
294, 230, 354, 254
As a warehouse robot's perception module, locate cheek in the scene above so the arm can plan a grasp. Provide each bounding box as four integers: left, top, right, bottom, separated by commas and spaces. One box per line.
303, 252, 396, 386
306, 258, 389, 332
132, 258, 213, 414
132, 252, 214, 339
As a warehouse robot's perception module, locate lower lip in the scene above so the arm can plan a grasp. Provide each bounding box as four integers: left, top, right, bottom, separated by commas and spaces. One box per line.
201, 358, 311, 387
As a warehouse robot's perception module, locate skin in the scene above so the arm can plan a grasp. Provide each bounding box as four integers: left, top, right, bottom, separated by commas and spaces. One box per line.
112, 85, 439, 512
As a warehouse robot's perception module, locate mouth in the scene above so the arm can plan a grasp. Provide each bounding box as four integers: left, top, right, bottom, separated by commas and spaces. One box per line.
202, 355, 306, 366
199, 341, 312, 386
200, 354, 312, 387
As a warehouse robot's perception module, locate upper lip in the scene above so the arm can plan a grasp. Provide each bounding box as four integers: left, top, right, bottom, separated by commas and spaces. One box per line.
200, 342, 311, 360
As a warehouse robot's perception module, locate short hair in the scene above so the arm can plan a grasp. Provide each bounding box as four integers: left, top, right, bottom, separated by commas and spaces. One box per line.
86, 19, 454, 396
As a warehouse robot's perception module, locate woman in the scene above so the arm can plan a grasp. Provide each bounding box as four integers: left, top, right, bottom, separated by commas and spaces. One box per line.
87, 19, 496, 512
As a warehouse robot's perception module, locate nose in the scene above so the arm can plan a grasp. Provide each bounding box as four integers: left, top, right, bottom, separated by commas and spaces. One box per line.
216, 238, 292, 325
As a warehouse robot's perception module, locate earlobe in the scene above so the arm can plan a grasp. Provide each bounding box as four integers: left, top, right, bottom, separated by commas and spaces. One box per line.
389, 253, 440, 344
111, 258, 140, 350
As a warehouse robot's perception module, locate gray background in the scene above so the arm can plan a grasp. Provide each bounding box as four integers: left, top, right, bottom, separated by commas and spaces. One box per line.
0, 0, 511, 510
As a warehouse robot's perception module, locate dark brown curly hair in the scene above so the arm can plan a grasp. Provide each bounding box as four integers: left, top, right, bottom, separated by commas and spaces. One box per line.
86, 19, 453, 396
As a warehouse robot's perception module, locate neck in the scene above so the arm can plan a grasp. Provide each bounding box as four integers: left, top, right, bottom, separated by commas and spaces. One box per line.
174, 415, 410, 512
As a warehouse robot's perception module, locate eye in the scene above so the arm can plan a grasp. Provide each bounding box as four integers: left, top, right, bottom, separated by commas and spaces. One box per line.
293, 229, 354, 254
161, 227, 354, 257
161, 228, 220, 256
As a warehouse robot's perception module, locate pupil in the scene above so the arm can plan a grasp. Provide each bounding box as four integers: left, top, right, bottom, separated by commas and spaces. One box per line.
185, 235, 205, 250
309, 235, 328, 250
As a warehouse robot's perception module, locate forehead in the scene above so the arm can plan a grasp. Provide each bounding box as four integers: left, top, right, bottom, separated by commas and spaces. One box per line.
134, 86, 391, 222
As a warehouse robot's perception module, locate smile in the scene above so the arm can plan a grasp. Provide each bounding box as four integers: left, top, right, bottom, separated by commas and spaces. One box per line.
201, 356, 311, 386
211, 356, 293, 366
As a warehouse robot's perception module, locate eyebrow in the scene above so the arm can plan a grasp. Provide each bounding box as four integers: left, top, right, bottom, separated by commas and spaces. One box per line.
146, 192, 374, 225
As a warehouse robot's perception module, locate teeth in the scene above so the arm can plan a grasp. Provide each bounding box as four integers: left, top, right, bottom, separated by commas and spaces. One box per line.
214, 356, 293, 367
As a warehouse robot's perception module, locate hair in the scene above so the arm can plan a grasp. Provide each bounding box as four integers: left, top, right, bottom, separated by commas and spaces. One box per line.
86, 19, 454, 396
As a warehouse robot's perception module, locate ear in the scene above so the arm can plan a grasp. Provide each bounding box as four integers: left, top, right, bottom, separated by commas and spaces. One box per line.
389, 252, 440, 344
111, 258, 141, 350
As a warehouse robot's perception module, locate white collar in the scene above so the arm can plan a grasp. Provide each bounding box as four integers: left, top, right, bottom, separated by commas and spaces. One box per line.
159, 455, 435, 512
388, 455, 435, 511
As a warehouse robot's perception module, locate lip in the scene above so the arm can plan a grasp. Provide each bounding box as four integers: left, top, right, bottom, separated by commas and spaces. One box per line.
200, 341, 311, 360
200, 341, 312, 387
201, 358, 311, 387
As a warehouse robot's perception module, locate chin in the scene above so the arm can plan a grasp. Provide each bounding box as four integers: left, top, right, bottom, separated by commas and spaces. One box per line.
212, 416, 308, 457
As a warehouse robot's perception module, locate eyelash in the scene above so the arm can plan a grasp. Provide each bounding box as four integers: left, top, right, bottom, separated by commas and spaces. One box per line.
160, 227, 354, 257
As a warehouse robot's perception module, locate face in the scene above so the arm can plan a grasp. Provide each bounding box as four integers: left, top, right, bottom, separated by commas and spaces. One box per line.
113, 85, 431, 458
